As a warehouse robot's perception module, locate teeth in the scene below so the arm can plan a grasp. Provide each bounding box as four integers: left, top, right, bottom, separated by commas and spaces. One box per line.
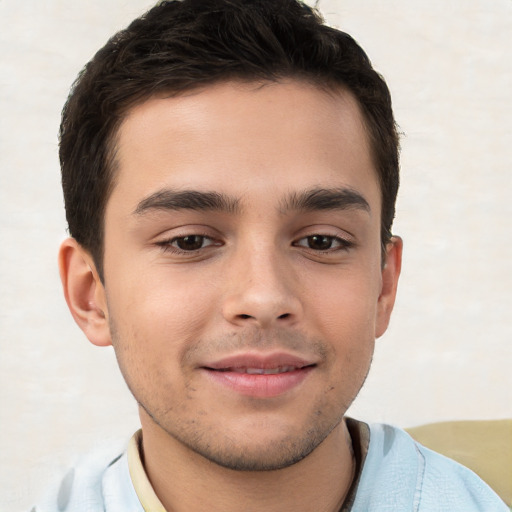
235, 366, 298, 375
245, 368, 266, 374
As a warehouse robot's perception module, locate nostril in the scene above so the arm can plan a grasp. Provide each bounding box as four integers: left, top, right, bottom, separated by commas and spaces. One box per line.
278, 313, 291, 320
239, 314, 252, 319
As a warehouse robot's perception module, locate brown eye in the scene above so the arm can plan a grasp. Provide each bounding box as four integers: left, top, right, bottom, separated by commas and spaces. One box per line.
294, 234, 353, 252
174, 235, 207, 251
306, 235, 335, 250
157, 234, 220, 255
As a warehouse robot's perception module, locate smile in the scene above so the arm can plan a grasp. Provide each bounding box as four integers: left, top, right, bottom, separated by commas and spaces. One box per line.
217, 365, 303, 375
201, 353, 316, 398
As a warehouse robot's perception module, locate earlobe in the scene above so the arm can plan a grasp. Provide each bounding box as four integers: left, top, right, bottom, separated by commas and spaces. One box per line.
58, 238, 112, 347
375, 236, 403, 338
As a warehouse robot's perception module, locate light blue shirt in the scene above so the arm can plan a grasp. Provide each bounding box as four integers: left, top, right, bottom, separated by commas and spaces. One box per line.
32, 423, 508, 511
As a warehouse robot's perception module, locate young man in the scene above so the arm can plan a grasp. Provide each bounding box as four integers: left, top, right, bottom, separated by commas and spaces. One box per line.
36, 0, 506, 510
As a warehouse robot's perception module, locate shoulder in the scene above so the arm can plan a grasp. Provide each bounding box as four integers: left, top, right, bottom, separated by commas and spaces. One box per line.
29, 448, 129, 512
352, 422, 508, 511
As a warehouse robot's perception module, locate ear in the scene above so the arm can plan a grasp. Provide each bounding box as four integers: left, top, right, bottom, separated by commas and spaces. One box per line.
58, 238, 112, 347
375, 236, 403, 338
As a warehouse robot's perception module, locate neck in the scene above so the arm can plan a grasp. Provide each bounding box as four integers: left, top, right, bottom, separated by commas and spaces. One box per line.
139, 411, 355, 512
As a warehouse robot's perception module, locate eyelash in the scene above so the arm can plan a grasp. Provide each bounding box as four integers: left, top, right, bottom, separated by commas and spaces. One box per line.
156, 234, 219, 255
156, 233, 354, 256
292, 234, 354, 253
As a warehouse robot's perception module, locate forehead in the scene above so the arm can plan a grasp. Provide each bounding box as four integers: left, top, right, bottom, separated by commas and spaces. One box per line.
109, 80, 380, 214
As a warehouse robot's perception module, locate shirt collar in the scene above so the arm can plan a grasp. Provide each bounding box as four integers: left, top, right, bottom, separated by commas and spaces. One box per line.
127, 430, 167, 512
126, 419, 369, 512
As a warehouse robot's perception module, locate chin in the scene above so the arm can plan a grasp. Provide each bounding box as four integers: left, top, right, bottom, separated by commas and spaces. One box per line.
163, 411, 344, 472
184, 433, 322, 472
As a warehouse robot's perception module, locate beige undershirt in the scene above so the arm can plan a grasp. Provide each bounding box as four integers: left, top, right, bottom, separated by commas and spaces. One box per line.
127, 418, 370, 512
127, 430, 166, 512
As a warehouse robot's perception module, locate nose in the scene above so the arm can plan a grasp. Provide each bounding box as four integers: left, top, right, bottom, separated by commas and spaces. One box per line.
221, 245, 303, 329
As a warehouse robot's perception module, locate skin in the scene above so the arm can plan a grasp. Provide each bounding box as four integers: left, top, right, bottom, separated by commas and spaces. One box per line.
59, 80, 402, 512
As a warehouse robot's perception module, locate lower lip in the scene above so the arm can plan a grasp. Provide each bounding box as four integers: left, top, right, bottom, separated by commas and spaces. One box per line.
202, 367, 314, 398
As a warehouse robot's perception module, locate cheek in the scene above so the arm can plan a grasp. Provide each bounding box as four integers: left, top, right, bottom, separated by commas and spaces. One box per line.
306, 269, 380, 331
304, 269, 380, 367
108, 258, 212, 328
104, 262, 221, 379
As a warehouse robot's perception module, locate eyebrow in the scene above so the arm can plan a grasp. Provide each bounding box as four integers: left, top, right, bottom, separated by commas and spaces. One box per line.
280, 187, 370, 214
133, 186, 370, 217
133, 189, 241, 215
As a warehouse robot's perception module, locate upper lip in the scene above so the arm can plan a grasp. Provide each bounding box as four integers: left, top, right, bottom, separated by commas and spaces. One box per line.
201, 352, 317, 371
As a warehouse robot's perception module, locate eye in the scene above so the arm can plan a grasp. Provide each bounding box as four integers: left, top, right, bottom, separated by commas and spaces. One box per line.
294, 234, 353, 252
157, 234, 219, 253
173, 235, 210, 251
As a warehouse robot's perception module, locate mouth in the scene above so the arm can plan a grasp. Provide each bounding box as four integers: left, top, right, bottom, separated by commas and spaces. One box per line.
200, 353, 316, 398
215, 365, 307, 375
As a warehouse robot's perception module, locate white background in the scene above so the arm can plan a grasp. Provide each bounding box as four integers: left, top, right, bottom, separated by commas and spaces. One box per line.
1, 1, 511, 509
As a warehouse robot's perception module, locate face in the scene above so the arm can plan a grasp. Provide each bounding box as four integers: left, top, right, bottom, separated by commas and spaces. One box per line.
98, 81, 400, 470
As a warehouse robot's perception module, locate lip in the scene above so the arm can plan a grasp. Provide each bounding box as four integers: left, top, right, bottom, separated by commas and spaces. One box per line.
200, 352, 316, 398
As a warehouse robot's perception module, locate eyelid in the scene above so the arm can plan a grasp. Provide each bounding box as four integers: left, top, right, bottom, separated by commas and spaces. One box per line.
155, 230, 223, 256
294, 234, 354, 250
291, 224, 357, 253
